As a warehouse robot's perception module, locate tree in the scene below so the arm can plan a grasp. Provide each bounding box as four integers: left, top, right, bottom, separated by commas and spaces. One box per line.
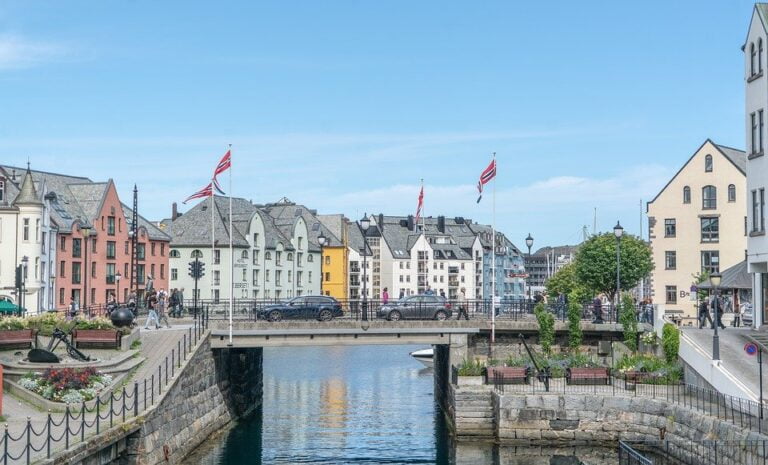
619, 293, 638, 352
535, 303, 555, 355
567, 301, 583, 351
546, 263, 593, 304
573, 233, 653, 300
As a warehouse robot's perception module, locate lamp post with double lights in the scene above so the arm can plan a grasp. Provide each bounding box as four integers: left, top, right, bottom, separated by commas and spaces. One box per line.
20, 256, 29, 314
710, 272, 722, 361
525, 233, 534, 304
360, 213, 371, 321
613, 221, 624, 322
317, 232, 327, 295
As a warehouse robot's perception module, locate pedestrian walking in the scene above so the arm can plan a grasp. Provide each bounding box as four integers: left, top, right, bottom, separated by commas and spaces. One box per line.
67, 298, 79, 321
382, 287, 389, 305
144, 291, 160, 330
425, 286, 435, 296
592, 294, 603, 324
157, 294, 171, 329
698, 299, 712, 329
713, 296, 726, 330
439, 289, 446, 298
733, 301, 741, 327
178, 288, 186, 316
456, 288, 469, 320
398, 289, 405, 300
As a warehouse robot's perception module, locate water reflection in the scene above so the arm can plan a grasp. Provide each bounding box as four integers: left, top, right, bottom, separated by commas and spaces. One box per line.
187, 346, 619, 465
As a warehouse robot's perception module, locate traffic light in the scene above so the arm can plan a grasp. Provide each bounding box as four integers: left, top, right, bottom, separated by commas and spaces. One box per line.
197, 262, 205, 278
15, 265, 22, 289
188, 261, 206, 279
188, 261, 196, 278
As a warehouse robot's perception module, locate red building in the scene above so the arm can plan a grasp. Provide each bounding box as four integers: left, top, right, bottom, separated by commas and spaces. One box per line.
51, 179, 170, 309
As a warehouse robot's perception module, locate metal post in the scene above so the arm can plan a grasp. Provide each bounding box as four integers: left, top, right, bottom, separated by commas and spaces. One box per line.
110, 394, 114, 428
713, 288, 720, 361
96, 399, 100, 434
760, 348, 764, 433
362, 248, 368, 321
64, 405, 69, 450
25, 417, 30, 465
46, 411, 51, 458
615, 234, 621, 322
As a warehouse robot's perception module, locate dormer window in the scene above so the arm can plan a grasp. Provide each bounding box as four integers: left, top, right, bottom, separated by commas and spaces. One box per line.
705, 154, 713, 172
752, 42, 757, 76
0, 178, 4, 202
683, 186, 691, 204
760, 38, 764, 73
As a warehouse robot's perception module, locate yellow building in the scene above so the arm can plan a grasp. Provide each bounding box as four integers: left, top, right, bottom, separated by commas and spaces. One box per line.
317, 214, 349, 299
647, 140, 746, 321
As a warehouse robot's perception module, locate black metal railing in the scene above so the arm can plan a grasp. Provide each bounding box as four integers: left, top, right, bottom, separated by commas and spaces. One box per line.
488, 371, 768, 434
619, 440, 653, 465
191, 298, 655, 325
622, 440, 768, 465
0, 309, 210, 464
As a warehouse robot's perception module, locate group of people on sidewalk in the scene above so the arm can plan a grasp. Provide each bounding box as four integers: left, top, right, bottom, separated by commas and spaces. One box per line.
698, 295, 740, 329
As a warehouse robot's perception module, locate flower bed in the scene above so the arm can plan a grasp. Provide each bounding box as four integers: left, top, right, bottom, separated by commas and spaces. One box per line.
501, 352, 602, 378
18, 367, 113, 403
614, 353, 682, 384
0, 315, 129, 337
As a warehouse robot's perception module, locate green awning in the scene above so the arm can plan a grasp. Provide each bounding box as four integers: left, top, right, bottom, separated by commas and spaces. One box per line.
0, 300, 24, 314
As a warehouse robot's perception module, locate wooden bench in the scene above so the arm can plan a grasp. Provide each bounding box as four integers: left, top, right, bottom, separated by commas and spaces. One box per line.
72, 329, 121, 349
487, 366, 530, 385
566, 367, 611, 385
0, 329, 36, 350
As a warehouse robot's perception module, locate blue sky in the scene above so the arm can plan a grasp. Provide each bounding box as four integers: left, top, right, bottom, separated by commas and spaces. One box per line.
0, 1, 756, 248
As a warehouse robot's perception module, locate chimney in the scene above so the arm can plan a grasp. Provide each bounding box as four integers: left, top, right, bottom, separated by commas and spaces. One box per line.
378, 214, 384, 230
437, 216, 445, 233
172, 202, 179, 221
407, 215, 414, 231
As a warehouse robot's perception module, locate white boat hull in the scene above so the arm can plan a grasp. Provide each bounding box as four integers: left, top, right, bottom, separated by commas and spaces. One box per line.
410, 348, 434, 368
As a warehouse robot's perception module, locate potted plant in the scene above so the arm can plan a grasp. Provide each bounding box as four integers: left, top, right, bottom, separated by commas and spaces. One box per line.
456, 359, 485, 386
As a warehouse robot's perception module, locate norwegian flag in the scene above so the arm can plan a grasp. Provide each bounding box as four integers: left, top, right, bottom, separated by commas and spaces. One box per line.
183, 183, 213, 204
476, 158, 496, 203
415, 184, 424, 224
212, 150, 231, 194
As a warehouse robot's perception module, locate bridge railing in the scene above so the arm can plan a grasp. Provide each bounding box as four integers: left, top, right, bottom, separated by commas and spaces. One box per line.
620, 440, 768, 465
618, 440, 653, 465
193, 298, 655, 325
0, 309, 211, 464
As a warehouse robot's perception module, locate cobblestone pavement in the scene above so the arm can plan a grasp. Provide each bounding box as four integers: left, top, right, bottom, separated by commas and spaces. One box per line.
0, 323, 200, 464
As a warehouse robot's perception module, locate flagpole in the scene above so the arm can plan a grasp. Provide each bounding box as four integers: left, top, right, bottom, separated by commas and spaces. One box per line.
228, 144, 233, 346
491, 152, 496, 355
421, 178, 426, 292
211, 179, 215, 314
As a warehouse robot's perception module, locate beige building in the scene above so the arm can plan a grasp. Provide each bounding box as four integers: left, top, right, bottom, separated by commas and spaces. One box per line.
647, 140, 746, 320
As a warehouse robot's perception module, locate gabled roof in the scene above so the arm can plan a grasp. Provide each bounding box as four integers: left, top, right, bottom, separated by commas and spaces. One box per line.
122, 204, 171, 242
13, 168, 43, 206
169, 196, 250, 248
262, 199, 341, 251
647, 139, 746, 207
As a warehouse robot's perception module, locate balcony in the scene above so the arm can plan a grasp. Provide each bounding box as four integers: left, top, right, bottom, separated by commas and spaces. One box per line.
448, 266, 459, 274
350, 266, 361, 273
448, 280, 459, 287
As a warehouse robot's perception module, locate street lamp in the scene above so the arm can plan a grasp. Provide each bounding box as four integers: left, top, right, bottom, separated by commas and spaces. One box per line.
21, 256, 29, 314
317, 232, 327, 295
360, 213, 370, 321
81, 224, 92, 316
711, 271, 722, 361
525, 233, 534, 303
115, 272, 122, 305
613, 221, 624, 320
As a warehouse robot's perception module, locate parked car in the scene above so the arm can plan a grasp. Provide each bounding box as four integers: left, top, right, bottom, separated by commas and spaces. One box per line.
377, 295, 452, 321
256, 296, 343, 322
741, 303, 754, 326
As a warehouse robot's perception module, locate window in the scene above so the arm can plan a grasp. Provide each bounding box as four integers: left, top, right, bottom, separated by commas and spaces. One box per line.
106, 263, 116, 284
265, 270, 270, 282
243, 269, 247, 282
325, 256, 330, 265
325, 272, 331, 282
0, 179, 3, 202
60, 260, 65, 277
276, 252, 282, 266
307, 254, 313, 262
287, 252, 293, 261
73, 238, 82, 258
265, 252, 271, 261
700, 217, 719, 243
106, 241, 116, 259
702, 186, 717, 209
171, 268, 178, 281
752, 112, 760, 154
137, 243, 145, 260
107, 216, 115, 236
761, 110, 766, 154
665, 286, 677, 305
253, 233, 259, 244
253, 250, 259, 265
23, 218, 29, 241
91, 261, 97, 278
308, 271, 312, 282
665, 251, 676, 270
125, 241, 129, 254
72, 263, 81, 284
137, 265, 145, 284
298, 237, 303, 249
288, 270, 292, 282
664, 219, 676, 237
701, 251, 720, 274
170, 249, 180, 258
161, 244, 165, 256
252, 269, 259, 285
241, 250, 248, 260
59, 288, 64, 305
705, 154, 713, 172
275, 270, 282, 285
761, 38, 764, 73
213, 271, 220, 286
214, 250, 220, 264
297, 252, 303, 266
160, 264, 165, 279
151, 242, 156, 256
191, 249, 203, 259
728, 184, 736, 202
35, 219, 40, 242
752, 42, 757, 76
754, 189, 767, 233
150, 264, 155, 279
60, 236, 66, 251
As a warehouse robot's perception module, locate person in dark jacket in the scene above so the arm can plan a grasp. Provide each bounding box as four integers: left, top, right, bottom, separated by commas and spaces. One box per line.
712, 296, 726, 330
592, 295, 603, 324
698, 299, 713, 329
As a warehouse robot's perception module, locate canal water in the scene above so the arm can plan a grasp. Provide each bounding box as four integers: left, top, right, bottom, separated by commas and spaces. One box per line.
187, 345, 619, 465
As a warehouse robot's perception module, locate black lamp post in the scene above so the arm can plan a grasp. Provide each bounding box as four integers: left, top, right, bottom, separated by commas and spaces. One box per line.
317, 232, 327, 295
525, 233, 534, 303
81, 224, 92, 317
21, 255, 29, 314
115, 272, 122, 305
613, 221, 624, 320
360, 213, 370, 321
711, 272, 722, 361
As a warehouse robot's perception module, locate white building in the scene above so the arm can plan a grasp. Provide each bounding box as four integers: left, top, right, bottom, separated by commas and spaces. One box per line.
746, 5, 768, 328
0, 165, 58, 314
167, 197, 322, 302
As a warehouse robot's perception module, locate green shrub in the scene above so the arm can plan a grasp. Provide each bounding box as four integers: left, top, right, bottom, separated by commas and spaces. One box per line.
534, 303, 555, 355
620, 293, 638, 352
614, 353, 682, 384
567, 301, 583, 350
662, 323, 680, 364
0, 317, 26, 330
457, 359, 485, 376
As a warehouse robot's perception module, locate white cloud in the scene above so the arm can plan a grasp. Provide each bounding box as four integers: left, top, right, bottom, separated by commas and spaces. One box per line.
0, 35, 68, 70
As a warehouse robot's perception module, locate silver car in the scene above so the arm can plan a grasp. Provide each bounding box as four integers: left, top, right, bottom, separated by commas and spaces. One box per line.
377, 295, 453, 321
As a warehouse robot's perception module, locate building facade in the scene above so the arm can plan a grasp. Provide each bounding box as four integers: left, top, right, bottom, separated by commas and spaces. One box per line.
168, 197, 322, 302
316, 214, 349, 300
746, 5, 768, 328
524, 245, 578, 296
647, 140, 746, 319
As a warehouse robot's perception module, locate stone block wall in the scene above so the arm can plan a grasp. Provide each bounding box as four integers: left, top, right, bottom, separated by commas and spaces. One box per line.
130, 340, 263, 464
